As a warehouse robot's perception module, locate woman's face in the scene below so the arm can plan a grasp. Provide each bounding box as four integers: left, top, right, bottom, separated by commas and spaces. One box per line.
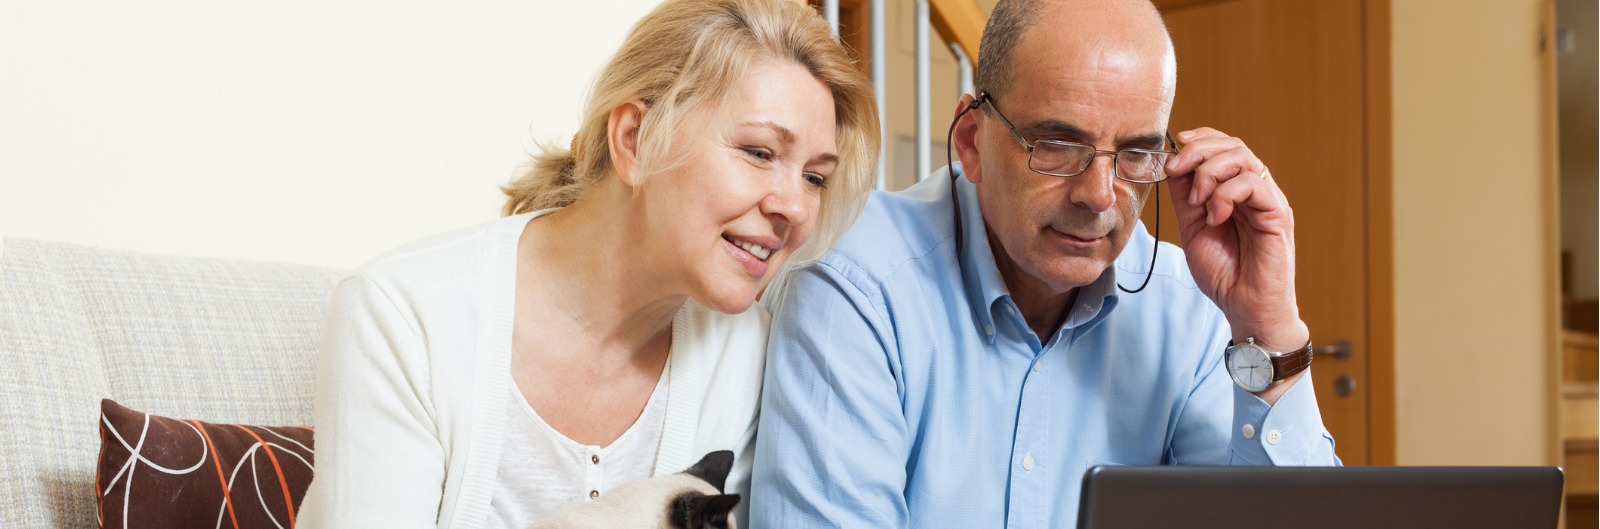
638, 59, 838, 314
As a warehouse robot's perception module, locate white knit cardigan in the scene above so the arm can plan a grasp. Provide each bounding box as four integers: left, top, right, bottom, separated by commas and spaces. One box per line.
296, 212, 769, 528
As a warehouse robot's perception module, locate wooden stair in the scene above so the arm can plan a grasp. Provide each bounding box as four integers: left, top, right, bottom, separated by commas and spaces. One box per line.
1564, 330, 1598, 529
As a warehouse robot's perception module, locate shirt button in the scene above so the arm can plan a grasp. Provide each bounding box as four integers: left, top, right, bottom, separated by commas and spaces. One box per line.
1032, 363, 1040, 373
589, 490, 600, 499
1242, 424, 1256, 439
591, 455, 600, 465
1005, 304, 1015, 315
1022, 454, 1036, 471
984, 324, 994, 336
1267, 430, 1283, 445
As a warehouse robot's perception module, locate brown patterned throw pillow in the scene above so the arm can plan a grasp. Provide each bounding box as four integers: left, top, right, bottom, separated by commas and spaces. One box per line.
96, 399, 315, 528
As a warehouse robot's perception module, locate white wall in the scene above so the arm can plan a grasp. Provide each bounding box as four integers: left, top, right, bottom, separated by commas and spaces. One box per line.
0, 0, 662, 269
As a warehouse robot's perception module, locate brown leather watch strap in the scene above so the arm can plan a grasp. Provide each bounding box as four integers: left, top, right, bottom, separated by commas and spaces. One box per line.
1269, 340, 1314, 382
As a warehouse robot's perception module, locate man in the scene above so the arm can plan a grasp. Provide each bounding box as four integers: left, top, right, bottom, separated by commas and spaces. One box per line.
748, 0, 1338, 527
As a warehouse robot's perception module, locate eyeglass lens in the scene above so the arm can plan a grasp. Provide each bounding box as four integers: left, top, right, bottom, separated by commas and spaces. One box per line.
1031, 141, 1171, 183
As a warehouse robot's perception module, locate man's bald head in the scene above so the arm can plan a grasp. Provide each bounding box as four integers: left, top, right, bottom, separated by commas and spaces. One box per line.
954, 0, 1180, 312
974, 0, 1175, 99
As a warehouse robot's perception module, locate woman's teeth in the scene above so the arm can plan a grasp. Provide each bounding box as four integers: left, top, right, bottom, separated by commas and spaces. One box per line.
736, 240, 771, 261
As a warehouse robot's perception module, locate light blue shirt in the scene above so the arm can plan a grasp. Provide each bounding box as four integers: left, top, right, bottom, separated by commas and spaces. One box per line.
750, 166, 1338, 529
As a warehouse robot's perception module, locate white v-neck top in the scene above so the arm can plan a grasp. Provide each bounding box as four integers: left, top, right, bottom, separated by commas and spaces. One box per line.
486, 366, 671, 529
297, 210, 769, 529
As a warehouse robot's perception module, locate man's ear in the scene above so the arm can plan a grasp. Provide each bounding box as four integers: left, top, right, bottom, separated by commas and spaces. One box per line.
607, 99, 648, 189
951, 94, 984, 184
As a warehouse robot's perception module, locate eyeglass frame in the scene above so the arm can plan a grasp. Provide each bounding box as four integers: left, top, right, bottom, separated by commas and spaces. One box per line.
979, 93, 1179, 184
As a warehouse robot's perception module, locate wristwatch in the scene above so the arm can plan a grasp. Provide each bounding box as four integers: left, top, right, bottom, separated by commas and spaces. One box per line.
1224, 337, 1314, 393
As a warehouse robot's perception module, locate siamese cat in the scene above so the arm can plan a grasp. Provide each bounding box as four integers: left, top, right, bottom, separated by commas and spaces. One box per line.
530, 450, 741, 529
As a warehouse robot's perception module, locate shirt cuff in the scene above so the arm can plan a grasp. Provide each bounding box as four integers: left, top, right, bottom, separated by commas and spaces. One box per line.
1229, 371, 1340, 466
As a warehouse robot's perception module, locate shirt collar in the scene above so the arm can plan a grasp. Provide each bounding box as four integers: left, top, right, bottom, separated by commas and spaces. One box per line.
947, 164, 1123, 344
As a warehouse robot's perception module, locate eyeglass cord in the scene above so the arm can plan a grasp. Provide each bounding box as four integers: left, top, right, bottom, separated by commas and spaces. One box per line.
944, 93, 1159, 295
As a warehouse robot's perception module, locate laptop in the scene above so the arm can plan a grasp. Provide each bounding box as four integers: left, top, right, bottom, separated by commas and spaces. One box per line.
1077, 465, 1564, 529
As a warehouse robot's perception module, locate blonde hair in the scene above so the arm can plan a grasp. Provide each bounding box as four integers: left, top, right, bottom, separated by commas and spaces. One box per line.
501, 0, 879, 267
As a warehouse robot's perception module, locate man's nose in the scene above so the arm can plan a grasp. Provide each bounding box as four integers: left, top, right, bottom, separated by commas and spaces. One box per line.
1067, 153, 1118, 213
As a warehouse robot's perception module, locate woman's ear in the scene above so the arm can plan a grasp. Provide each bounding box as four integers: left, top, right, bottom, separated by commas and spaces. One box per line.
607, 99, 648, 189
951, 94, 984, 184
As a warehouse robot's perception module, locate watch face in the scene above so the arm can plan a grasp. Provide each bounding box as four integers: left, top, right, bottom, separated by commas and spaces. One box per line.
1228, 343, 1274, 393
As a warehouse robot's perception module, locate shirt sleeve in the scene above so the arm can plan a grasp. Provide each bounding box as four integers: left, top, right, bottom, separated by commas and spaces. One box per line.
748, 263, 911, 529
1228, 370, 1341, 466
1167, 309, 1340, 467
296, 275, 446, 528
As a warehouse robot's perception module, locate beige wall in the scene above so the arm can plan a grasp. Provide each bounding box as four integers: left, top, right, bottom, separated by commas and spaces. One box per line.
0, 0, 662, 268
1390, 0, 1559, 465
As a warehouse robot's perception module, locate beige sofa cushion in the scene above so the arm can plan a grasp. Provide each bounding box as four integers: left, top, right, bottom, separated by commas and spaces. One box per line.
0, 238, 342, 527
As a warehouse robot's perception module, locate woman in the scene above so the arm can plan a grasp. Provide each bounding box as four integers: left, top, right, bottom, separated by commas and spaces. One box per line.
294, 0, 878, 527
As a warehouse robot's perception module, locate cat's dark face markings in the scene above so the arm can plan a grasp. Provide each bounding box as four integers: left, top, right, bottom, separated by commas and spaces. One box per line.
669, 491, 740, 529
682, 450, 735, 492
671, 450, 739, 529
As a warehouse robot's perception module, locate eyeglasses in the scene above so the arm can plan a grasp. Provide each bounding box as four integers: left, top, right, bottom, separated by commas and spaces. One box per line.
983, 95, 1178, 184
944, 92, 1169, 293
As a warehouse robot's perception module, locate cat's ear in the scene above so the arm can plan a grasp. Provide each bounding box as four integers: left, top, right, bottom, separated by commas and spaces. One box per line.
682, 450, 735, 492
670, 492, 741, 529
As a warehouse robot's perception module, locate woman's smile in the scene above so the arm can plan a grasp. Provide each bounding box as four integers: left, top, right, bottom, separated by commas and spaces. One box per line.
721, 232, 778, 278
722, 233, 775, 261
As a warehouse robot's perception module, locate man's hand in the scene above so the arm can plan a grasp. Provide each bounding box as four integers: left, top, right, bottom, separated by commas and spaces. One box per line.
1163, 127, 1310, 403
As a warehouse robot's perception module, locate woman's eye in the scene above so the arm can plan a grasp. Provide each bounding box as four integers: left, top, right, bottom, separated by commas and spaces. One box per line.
742, 147, 773, 161
804, 173, 828, 189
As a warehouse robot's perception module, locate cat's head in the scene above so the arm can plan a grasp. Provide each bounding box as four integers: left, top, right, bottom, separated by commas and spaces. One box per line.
669, 450, 740, 529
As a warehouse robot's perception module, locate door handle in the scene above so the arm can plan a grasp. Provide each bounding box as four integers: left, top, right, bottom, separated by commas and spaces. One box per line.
1313, 339, 1352, 360
1333, 373, 1358, 396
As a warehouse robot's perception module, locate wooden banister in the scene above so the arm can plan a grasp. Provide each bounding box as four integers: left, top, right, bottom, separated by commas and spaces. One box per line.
930, 0, 985, 65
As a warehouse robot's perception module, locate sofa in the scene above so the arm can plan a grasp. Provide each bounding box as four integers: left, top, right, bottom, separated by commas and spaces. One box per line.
0, 238, 343, 526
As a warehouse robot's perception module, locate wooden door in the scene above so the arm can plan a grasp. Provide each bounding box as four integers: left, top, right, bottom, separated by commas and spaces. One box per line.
1149, 0, 1382, 464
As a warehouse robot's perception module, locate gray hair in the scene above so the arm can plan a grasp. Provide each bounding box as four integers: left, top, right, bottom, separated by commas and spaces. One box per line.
974, 0, 1169, 98
973, 0, 1048, 98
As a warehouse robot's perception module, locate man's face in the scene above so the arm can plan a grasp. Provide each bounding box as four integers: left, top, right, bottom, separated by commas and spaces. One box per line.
964, 24, 1176, 297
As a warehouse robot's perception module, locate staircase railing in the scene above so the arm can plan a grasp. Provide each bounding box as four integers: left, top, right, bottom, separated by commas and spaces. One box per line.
814, 0, 987, 188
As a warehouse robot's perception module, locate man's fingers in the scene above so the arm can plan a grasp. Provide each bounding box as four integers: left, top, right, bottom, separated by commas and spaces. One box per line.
1164, 128, 1283, 232
1184, 148, 1266, 207
1203, 166, 1292, 232
1164, 172, 1207, 231
1203, 175, 1258, 226
1174, 126, 1225, 146
1165, 133, 1245, 177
